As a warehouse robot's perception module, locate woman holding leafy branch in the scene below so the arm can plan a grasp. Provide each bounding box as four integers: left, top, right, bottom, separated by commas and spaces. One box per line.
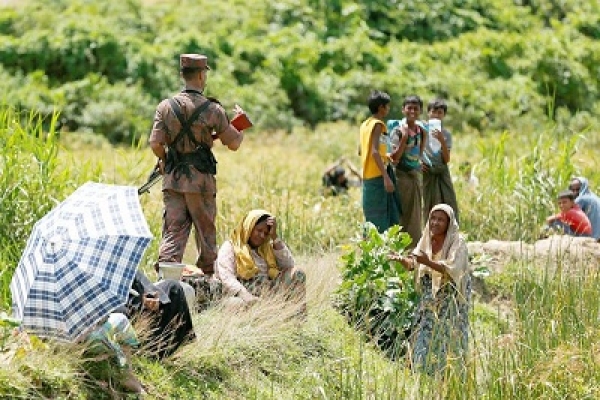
389, 203, 470, 376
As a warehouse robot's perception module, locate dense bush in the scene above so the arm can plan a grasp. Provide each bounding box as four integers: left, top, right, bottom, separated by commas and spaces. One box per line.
334, 224, 417, 360
0, 0, 598, 142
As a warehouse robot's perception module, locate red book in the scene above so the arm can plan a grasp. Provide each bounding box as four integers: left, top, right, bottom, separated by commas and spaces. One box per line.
231, 112, 253, 131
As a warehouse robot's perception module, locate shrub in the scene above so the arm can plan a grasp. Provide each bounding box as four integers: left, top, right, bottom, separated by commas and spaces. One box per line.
333, 224, 417, 359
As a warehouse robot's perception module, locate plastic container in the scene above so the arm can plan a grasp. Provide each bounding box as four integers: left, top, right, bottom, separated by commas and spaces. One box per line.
428, 119, 442, 153
428, 118, 442, 132
158, 262, 185, 280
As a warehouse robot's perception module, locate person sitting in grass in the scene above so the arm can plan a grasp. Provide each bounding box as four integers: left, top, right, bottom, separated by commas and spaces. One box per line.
321, 157, 362, 196
216, 210, 306, 308
544, 190, 592, 237
388, 204, 470, 376
459, 161, 479, 189
569, 177, 600, 240
119, 270, 196, 360
86, 313, 145, 394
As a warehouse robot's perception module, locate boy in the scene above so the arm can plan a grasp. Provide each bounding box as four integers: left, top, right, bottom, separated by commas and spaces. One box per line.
544, 190, 592, 237
422, 99, 460, 223
359, 90, 400, 233
388, 95, 426, 246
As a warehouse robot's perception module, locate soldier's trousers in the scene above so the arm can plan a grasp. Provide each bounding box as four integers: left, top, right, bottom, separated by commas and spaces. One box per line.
157, 189, 217, 274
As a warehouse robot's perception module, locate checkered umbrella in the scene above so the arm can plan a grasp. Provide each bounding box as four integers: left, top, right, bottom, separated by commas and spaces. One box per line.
10, 182, 153, 342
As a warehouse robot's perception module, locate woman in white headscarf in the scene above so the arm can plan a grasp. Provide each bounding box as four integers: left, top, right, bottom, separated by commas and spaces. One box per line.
389, 203, 470, 375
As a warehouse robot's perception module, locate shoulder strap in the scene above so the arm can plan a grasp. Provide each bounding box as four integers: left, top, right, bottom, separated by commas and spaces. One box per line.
168, 98, 212, 146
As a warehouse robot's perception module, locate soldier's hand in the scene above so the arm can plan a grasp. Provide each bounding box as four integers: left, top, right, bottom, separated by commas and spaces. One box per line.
156, 159, 165, 175
233, 104, 245, 115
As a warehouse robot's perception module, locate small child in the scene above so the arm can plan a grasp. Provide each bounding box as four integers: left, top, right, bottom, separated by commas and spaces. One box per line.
388, 95, 426, 246
544, 190, 592, 237
359, 90, 400, 233
422, 99, 460, 223
459, 161, 479, 189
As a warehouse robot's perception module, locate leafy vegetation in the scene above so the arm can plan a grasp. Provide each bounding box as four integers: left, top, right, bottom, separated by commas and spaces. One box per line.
0, 106, 101, 308
1, 0, 600, 398
334, 224, 417, 360
0, 106, 599, 399
0, 0, 599, 142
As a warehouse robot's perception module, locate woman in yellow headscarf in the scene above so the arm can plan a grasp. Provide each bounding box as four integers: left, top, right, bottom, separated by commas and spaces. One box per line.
216, 209, 306, 305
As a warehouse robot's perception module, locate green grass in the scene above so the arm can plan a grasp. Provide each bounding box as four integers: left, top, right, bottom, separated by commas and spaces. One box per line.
1, 108, 600, 398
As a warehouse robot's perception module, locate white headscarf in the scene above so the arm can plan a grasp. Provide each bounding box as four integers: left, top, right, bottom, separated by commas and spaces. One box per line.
412, 204, 469, 302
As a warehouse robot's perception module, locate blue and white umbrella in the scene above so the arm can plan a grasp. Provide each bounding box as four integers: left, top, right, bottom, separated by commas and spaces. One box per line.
10, 182, 153, 342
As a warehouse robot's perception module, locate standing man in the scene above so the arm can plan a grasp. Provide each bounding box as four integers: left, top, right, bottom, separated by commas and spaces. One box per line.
149, 53, 244, 275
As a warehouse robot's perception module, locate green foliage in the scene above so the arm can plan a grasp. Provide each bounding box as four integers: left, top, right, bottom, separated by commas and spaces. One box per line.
457, 129, 579, 242
468, 259, 600, 399
362, 0, 535, 42
0, 105, 100, 310
334, 223, 418, 359
0, 0, 598, 142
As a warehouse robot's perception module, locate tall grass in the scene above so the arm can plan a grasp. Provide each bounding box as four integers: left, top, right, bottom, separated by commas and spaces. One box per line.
463, 254, 600, 400
457, 129, 581, 242
1, 117, 599, 398
0, 106, 101, 310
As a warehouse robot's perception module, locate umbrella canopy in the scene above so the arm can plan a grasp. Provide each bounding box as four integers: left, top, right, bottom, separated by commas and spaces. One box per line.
10, 182, 153, 342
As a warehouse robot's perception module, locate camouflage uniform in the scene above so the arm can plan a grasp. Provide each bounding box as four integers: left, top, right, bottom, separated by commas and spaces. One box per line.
149, 54, 233, 275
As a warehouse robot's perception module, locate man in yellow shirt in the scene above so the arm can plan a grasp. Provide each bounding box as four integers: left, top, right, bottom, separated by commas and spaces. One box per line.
359, 90, 399, 232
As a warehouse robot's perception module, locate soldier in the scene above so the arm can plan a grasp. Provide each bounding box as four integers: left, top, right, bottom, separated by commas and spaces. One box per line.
149, 53, 245, 275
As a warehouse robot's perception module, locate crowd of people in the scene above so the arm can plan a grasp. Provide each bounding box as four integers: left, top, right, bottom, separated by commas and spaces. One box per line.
23, 55, 599, 393
358, 90, 599, 376
84, 54, 306, 394
358, 91, 469, 375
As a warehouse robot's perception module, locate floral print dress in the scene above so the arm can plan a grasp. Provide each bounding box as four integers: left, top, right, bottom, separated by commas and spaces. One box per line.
410, 252, 471, 376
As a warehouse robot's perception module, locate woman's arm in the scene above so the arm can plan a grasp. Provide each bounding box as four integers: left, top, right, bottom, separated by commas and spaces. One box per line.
415, 239, 469, 284
414, 252, 447, 275
273, 240, 295, 269
216, 241, 249, 296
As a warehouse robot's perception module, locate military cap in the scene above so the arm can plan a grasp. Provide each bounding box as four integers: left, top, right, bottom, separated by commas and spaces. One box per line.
180, 54, 210, 70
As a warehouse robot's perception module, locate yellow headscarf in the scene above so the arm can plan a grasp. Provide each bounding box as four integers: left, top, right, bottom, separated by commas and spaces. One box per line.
231, 209, 280, 280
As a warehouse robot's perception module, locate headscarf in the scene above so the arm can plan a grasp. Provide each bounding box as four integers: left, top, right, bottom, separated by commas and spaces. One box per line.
574, 176, 600, 239
574, 176, 591, 197
231, 209, 280, 280
412, 203, 469, 302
